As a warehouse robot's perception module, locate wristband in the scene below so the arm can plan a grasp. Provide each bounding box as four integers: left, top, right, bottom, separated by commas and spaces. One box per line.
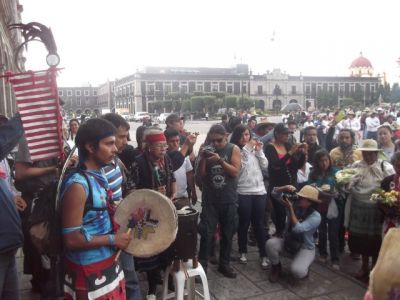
108, 234, 115, 246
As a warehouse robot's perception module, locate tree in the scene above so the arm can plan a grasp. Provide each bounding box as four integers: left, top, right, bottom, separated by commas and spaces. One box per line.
181, 100, 191, 112
225, 96, 238, 109
390, 83, 400, 103
190, 96, 204, 112
316, 90, 337, 108
238, 96, 254, 110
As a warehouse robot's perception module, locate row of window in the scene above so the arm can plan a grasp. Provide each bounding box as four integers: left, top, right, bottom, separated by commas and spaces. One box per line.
58, 90, 97, 97
63, 97, 98, 106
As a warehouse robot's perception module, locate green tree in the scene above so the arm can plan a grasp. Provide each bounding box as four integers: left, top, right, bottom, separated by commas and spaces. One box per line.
190, 96, 204, 112
238, 96, 254, 110
203, 96, 216, 113
316, 90, 337, 108
182, 100, 191, 112
390, 83, 400, 103
225, 96, 238, 109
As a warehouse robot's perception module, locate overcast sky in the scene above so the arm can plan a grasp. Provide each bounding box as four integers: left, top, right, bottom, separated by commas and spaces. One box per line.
21, 0, 400, 87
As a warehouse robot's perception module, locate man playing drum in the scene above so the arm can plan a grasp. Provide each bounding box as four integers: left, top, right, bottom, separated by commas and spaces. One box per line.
61, 118, 131, 299
101, 113, 142, 300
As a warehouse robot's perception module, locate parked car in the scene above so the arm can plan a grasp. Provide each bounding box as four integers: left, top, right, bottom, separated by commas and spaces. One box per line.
133, 111, 150, 122
158, 113, 171, 123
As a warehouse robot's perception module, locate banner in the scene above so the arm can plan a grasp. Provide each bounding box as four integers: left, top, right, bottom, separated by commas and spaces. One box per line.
6, 68, 63, 161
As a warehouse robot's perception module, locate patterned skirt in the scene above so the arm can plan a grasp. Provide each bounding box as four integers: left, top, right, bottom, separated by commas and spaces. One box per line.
348, 198, 383, 257
64, 255, 125, 300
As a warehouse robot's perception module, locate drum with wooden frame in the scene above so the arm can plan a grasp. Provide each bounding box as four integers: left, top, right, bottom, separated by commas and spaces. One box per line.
115, 189, 178, 258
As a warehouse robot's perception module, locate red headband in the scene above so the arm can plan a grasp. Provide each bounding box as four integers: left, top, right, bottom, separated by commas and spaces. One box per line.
145, 133, 166, 143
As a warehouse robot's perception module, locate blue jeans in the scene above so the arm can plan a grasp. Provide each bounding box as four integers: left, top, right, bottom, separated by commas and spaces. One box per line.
366, 131, 377, 140
120, 251, 141, 300
0, 250, 19, 300
238, 194, 267, 257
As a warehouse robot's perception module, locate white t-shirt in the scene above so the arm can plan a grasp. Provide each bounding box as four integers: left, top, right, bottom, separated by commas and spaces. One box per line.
174, 156, 193, 198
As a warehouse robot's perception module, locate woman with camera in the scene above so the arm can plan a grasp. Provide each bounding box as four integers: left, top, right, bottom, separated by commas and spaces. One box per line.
264, 123, 306, 237
230, 125, 269, 269
266, 185, 321, 282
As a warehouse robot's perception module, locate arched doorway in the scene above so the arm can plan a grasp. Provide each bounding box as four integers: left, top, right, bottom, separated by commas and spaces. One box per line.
272, 99, 282, 111
256, 99, 265, 110
289, 99, 298, 103
85, 109, 91, 115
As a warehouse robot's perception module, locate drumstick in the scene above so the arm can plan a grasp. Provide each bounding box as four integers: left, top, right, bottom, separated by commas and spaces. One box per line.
114, 228, 132, 261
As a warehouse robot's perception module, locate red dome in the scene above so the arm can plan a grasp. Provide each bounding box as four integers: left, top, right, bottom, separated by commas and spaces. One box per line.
350, 53, 373, 68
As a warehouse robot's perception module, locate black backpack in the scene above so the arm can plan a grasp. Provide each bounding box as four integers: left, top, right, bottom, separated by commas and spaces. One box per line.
28, 169, 94, 255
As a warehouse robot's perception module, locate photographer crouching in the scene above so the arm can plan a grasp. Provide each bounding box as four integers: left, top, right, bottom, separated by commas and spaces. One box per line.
266, 185, 321, 282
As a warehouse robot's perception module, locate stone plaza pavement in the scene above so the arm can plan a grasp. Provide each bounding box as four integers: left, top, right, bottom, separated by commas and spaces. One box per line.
17, 236, 368, 300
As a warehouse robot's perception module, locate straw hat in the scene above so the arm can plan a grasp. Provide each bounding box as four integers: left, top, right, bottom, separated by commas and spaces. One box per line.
364, 107, 371, 113
255, 119, 275, 131
368, 228, 400, 300
296, 185, 321, 203
358, 139, 380, 152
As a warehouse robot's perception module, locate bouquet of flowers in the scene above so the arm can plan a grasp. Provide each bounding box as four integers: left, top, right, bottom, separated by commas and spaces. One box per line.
370, 188, 400, 217
335, 168, 359, 184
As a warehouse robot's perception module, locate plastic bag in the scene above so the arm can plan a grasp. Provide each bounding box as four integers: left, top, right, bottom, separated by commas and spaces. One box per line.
327, 199, 339, 219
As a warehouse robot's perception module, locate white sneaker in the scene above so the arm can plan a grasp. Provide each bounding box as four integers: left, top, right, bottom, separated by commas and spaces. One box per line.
239, 253, 247, 264
260, 257, 269, 269
146, 294, 156, 300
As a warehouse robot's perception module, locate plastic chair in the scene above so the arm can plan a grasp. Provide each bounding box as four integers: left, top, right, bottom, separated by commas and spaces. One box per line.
162, 259, 210, 300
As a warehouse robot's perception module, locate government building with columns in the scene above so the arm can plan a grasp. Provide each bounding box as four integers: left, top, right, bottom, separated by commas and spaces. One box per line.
59, 54, 382, 116
112, 53, 380, 114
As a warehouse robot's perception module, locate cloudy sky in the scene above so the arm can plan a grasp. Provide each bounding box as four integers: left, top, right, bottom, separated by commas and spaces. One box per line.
21, 0, 400, 86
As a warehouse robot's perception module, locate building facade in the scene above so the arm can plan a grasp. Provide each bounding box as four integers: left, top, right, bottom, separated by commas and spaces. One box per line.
111, 59, 380, 114
61, 54, 381, 115
58, 87, 99, 117
0, 0, 24, 116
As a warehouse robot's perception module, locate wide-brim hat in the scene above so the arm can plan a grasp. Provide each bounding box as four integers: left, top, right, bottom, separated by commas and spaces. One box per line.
255, 119, 276, 131
347, 110, 355, 115
296, 185, 321, 203
358, 139, 380, 152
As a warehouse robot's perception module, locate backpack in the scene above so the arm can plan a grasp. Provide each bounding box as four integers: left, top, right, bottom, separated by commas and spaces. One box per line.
28, 169, 93, 255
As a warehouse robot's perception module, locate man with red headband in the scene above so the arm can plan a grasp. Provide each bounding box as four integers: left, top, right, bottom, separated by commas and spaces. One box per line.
128, 127, 176, 300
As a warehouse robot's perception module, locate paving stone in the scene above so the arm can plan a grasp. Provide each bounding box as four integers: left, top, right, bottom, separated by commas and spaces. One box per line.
327, 285, 367, 300
310, 262, 342, 281
245, 289, 301, 300
254, 280, 285, 294
235, 260, 269, 282
208, 273, 263, 300
285, 271, 338, 298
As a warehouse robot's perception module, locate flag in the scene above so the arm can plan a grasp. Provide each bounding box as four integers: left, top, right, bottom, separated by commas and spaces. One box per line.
6, 68, 63, 161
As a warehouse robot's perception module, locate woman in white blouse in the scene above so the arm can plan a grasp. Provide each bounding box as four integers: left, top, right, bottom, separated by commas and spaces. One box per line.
231, 124, 269, 269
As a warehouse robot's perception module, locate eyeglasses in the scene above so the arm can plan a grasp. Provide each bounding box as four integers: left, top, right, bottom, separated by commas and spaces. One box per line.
211, 138, 224, 143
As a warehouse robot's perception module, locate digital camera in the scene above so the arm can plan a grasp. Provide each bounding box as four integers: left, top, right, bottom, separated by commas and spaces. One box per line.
282, 192, 298, 203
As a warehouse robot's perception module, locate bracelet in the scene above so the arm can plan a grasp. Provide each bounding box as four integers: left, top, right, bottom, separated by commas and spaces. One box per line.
108, 234, 115, 246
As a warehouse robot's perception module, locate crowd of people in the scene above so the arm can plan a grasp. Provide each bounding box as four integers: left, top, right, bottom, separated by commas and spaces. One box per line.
1, 105, 400, 300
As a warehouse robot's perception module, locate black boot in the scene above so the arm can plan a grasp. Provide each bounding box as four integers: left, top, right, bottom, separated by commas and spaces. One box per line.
218, 265, 237, 279
268, 263, 281, 283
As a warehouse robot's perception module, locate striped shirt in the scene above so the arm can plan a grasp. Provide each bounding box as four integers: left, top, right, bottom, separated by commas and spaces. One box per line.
103, 159, 123, 204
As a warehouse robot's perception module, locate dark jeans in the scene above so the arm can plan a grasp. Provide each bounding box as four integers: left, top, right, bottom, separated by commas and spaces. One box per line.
237, 194, 267, 257
120, 251, 141, 300
318, 211, 340, 262
0, 250, 19, 300
366, 131, 377, 140
21, 194, 50, 294
270, 190, 287, 236
198, 202, 238, 269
